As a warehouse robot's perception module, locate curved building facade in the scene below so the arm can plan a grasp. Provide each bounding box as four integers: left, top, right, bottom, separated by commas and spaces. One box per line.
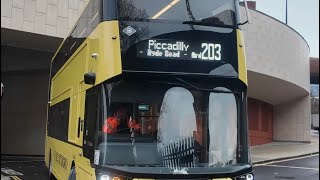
240, 8, 311, 145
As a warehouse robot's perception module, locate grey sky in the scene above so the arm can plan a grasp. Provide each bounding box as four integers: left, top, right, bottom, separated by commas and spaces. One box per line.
254, 0, 319, 58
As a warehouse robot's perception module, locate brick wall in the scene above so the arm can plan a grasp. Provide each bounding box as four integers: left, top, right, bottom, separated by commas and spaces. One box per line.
248, 98, 273, 146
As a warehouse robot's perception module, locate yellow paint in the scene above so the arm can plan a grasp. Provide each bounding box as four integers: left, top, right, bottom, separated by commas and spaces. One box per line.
48, 137, 96, 180
237, 29, 248, 86
88, 21, 122, 85
46, 21, 121, 180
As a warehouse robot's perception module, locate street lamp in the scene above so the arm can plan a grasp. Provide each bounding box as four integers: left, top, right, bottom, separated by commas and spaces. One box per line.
285, 0, 288, 24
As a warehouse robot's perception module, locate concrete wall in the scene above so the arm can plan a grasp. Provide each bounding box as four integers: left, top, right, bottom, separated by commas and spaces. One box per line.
241, 9, 310, 92
240, 8, 311, 142
273, 96, 311, 142
1, 0, 90, 38
1, 46, 52, 155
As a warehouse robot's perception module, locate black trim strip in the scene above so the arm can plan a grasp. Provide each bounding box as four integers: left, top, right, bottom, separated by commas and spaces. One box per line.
48, 98, 70, 142
67, 141, 83, 149
123, 70, 239, 78
95, 165, 253, 179
77, 118, 81, 138
83, 86, 100, 163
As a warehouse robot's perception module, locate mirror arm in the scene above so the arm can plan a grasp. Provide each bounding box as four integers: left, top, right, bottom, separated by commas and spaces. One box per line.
238, 20, 248, 26
243, 0, 252, 24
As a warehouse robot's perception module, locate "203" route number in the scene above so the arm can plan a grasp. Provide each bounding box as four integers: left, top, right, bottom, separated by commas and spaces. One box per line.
201, 43, 221, 61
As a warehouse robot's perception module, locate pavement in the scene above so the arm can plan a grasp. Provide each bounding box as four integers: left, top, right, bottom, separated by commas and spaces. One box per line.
251, 130, 319, 164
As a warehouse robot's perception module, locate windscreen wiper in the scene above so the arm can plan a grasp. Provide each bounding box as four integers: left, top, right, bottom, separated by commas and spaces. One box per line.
183, 18, 233, 28
174, 77, 239, 94
185, 0, 195, 30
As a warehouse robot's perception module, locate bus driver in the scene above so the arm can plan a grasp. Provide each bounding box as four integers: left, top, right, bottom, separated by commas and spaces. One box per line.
103, 107, 141, 134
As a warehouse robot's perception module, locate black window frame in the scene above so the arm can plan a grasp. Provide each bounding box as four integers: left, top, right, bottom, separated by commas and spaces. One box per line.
47, 98, 71, 142
83, 85, 100, 163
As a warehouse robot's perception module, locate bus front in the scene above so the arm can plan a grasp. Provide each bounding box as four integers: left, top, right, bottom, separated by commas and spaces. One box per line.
94, 0, 252, 179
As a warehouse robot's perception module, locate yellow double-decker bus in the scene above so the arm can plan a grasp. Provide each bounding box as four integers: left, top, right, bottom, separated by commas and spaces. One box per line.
45, 0, 253, 179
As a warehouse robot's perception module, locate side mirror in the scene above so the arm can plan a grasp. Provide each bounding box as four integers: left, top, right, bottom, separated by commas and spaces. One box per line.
84, 72, 96, 85
239, 0, 252, 25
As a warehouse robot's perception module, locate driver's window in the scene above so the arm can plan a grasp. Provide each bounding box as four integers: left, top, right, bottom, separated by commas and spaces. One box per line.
102, 103, 160, 136
102, 103, 136, 134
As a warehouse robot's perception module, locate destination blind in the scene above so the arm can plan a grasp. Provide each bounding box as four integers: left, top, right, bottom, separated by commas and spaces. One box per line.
136, 39, 223, 61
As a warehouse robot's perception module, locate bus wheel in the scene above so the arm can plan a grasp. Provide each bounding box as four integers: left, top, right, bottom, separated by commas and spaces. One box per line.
68, 166, 76, 180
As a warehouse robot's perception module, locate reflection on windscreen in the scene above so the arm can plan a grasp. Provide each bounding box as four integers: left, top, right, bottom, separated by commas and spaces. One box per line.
209, 87, 237, 166
157, 87, 196, 144
117, 0, 236, 26
96, 81, 238, 169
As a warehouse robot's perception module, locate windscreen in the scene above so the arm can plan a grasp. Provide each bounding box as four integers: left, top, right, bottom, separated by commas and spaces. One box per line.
96, 80, 240, 172
117, 0, 236, 26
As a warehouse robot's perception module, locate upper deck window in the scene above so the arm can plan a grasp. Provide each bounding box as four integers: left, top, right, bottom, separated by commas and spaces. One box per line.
117, 0, 236, 27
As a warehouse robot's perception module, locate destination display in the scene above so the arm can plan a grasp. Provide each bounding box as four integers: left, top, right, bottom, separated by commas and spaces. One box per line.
136, 39, 223, 61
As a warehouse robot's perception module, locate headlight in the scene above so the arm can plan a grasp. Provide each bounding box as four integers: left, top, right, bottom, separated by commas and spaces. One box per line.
236, 173, 254, 180
246, 174, 254, 180
100, 175, 110, 180
99, 175, 121, 180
